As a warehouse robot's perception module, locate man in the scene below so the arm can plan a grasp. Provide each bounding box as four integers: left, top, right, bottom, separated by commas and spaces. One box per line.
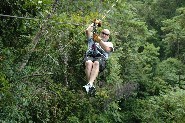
83, 19, 114, 96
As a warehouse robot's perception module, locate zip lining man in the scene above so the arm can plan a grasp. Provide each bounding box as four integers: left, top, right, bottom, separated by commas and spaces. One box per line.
83, 19, 114, 96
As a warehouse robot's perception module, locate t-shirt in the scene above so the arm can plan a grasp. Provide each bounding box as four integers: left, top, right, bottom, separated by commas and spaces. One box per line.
86, 38, 113, 59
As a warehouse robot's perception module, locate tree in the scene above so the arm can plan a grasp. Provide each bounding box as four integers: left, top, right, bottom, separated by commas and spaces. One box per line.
162, 7, 185, 60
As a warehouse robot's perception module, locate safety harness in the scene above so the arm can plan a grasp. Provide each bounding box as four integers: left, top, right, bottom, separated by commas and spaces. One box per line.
86, 20, 106, 58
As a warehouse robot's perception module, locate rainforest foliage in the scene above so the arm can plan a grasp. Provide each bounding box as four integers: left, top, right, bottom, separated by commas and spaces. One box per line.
1, 0, 185, 122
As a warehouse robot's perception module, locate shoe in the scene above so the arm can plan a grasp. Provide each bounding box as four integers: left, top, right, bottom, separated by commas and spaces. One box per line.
89, 86, 96, 96
83, 83, 91, 93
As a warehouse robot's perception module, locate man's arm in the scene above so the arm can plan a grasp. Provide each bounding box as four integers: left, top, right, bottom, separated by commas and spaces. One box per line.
85, 23, 94, 39
99, 41, 113, 52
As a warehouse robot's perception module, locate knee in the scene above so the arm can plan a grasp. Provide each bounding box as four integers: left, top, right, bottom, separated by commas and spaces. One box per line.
93, 61, 99, 66
85, 60, 93, 67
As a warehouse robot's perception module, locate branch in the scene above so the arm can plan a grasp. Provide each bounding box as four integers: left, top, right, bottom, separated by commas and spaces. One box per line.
19, 0, 59, 71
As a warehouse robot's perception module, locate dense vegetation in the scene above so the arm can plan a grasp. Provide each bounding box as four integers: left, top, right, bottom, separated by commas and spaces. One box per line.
1, 0, 185, 122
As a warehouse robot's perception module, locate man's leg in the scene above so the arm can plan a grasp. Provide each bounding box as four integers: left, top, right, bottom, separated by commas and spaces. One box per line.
84, 59, 95, 94
88, 61, 99, 86
85, 60, 93, 82
83, 57, 99, 95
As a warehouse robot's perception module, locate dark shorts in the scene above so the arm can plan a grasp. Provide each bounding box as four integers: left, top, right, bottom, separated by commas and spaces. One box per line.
83, 56, 106, 72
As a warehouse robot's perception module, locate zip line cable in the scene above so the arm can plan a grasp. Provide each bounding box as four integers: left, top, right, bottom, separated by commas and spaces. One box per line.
78, 0, 119, 36
39, 0, 120, 66
1, 0, 119, 67
60, 0, 119, 60
0, 14, 82, 26
101, 0, 119, 20
0, 0, 119, 26
55, 0, 120, 62
0, 14, 40, 20
0, 0, 119, 27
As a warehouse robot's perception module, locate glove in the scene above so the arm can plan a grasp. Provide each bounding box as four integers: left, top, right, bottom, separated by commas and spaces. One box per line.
93, 33, 101, 43
94, 19, 102, 27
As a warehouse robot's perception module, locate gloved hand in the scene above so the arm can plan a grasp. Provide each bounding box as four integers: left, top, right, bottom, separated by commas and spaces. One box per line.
93, 33, 101, 43
94, 19, 102, 27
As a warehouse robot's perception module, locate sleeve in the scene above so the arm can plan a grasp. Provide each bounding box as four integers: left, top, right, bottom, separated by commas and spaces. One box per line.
108, 42, 114, 52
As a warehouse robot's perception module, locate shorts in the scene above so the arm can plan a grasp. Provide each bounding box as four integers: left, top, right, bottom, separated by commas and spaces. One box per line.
83, 55, 106, 72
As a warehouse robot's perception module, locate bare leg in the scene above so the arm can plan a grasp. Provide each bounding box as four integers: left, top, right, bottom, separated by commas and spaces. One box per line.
85, 60, 93, 82
88, 61, 99, 85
